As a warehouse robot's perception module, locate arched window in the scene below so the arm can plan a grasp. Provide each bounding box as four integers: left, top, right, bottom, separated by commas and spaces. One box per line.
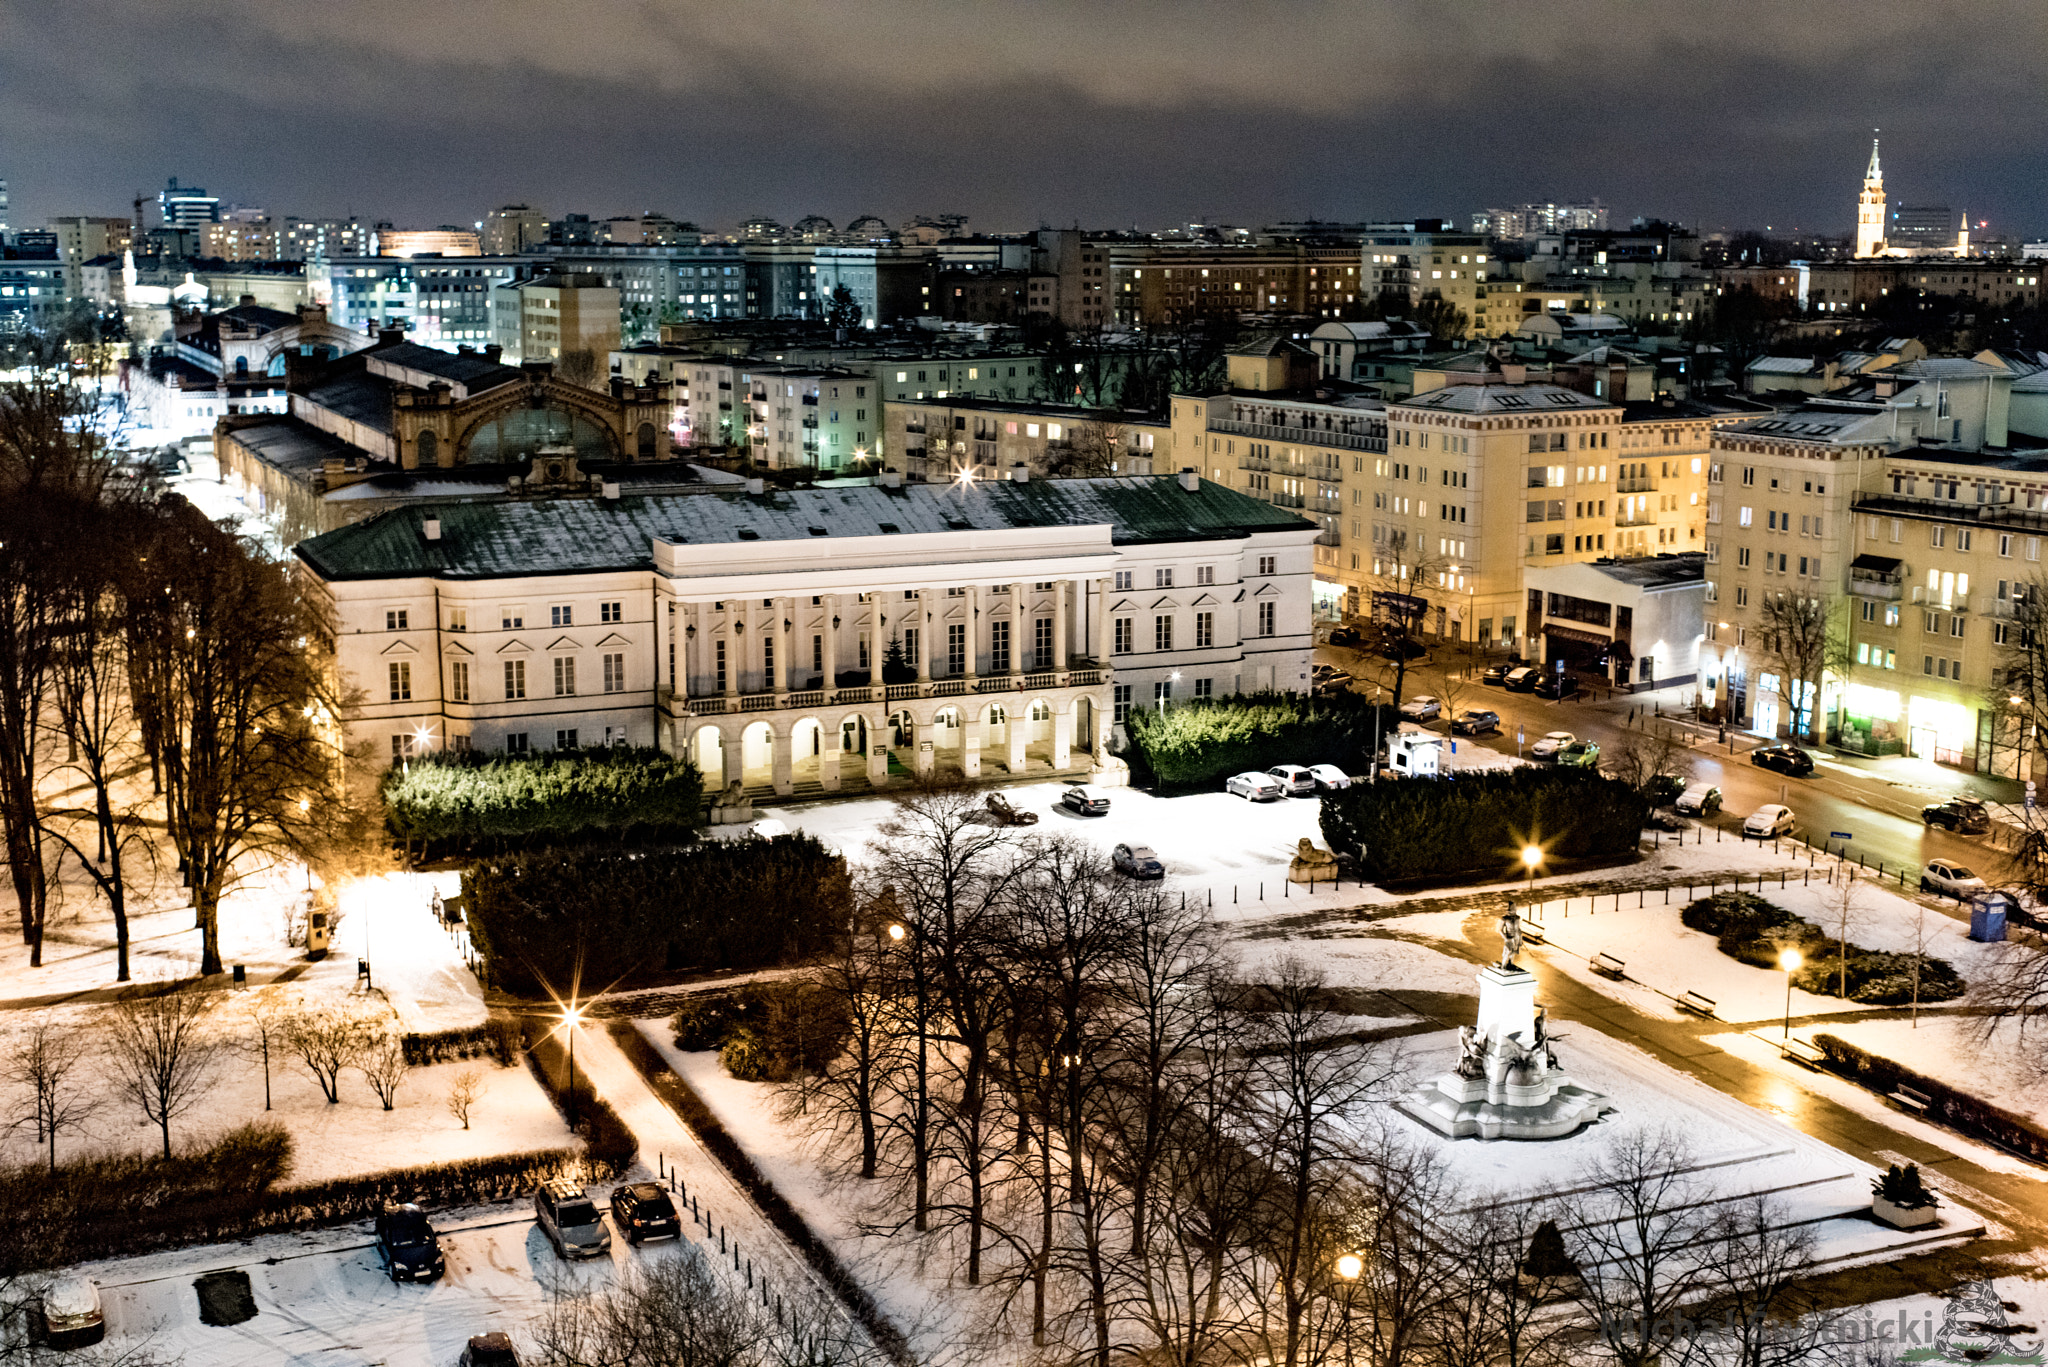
416, 430, 439, 466
637, 422, 658, 460
233, 357, 249, 378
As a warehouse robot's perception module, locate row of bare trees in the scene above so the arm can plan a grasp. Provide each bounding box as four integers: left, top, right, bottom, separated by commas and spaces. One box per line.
0, 357, 361, 979
783, 785, 1835, 1367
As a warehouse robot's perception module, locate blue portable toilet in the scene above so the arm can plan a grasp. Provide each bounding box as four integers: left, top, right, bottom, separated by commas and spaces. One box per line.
1968, 891, 2015, 942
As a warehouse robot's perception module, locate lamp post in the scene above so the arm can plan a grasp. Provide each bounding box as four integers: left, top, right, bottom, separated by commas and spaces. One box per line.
1521, 844, 1542, 902
563, 1002, 585, 1128
1335, 1253, 1363, 1367
1778, 948, 1801, 1040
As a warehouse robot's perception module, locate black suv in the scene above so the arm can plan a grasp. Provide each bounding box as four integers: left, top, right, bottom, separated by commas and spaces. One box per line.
1922, 796, 1991, 833
1533, 673, 1581, 700
610, 1182, 682, 1245
374, 1203, 445, 1282
1749, 744, 1815, 778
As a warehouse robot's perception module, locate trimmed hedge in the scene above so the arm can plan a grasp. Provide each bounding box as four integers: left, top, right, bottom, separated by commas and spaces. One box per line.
605, 1021, 914, 1367
464, 834, 852, 993
1814, 1033, 2048, 1162
525, 1022, 638, 1172
669, 978, 852, 1082
401, 1017, 522, 1067
1319, 767, 1647, 882
1680, 891, 1965, 1005
1120, 691, 1398, 792
381, 745, 705, 854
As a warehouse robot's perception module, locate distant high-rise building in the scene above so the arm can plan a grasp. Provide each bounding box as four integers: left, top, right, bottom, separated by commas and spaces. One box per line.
47, 215, 135, 297
481, 204, 548, 255
1854, 139, 1887, 258
1889, 203, 1956, 250
159, 178, 221, 229
373, 225, 482, 257
1473, 200, 1608, 239
0, 176, 10, 235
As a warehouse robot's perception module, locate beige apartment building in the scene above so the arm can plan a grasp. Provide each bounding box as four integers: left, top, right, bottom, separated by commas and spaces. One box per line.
885, 397, 1168, 484
493, 275, 620, 369
1705, 358, 2048, 774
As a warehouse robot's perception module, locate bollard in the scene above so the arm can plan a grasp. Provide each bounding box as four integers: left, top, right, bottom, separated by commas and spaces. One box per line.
1260, 882, 1265, 901
659, 1153, 664, 1179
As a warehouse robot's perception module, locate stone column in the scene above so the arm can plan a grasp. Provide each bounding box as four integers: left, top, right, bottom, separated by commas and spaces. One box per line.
965, 585, 980, 682
820, 720, 842, 791
963, 711, 983, 778
912, 713, 935, 775
770, 721, 793, 795
916, 590, 932, 684
1096, 578, 1113, 664
1052, 704, 1073, 769
1053, 578, 1069, 673
866, 719, 889, 786
721, 604, 738, 700
1007, 708, 1028, 773
822, 593, 840, 695
1011, 581, 1027, 679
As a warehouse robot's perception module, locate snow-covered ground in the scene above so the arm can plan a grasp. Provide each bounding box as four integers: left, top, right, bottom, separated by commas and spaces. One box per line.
1799, 1014, 2048, 1125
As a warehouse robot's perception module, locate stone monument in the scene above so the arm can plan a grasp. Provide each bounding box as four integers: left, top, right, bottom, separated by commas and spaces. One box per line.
1287, 837, 1340, 884
1398, 908, 1614, 1141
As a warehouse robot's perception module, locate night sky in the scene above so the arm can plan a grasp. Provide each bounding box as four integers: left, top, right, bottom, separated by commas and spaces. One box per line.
4, 0, 2045, 239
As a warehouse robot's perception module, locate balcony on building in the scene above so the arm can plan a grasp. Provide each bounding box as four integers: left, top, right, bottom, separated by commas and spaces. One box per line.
1848, 554, 1904, 601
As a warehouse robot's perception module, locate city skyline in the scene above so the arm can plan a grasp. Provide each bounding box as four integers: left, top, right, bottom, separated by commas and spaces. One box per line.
3, 0, 2045, 237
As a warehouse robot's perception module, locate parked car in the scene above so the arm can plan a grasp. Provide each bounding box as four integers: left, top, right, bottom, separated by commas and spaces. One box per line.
1533, 672, 1581, 701
1306, 763, 1352, 791
1313, 674, 1353, 697
982, 792, 1040, 826
1642, 773, 1687, 805
375, 1203, 446, 1282
1480, 662, 1515, 685
1380, 636, 1427, 661
1921, 860, 1989, 898
1922, 796, 1990, 833
1057, 783, 1111, 816
1113, 843, 1166, 879
1267, 764, 1317, 796
1674, 782, 1723, 817
1450, 709, 1500, 736
1558, 740, 1601, 768
460, 1333, 523, 1367
610, 1182, 682, 1245
535, 1181, 612, 1260
1399, 695, 1442, 722
1325, 625, 1364, 649
38, 1277, 103, 1348
1227, 771, 1285, 801
1529, 731, 1576, 760
1749, 744, 1815, 777
1503, 666, 1540, 692
1742, 804, 1796, 839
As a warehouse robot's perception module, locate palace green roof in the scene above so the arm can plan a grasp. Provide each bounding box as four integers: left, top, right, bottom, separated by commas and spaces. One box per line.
295, 475, 1313, 581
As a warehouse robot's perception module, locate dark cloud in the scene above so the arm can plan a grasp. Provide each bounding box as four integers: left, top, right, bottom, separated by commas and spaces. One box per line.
3, 0, 2044, 237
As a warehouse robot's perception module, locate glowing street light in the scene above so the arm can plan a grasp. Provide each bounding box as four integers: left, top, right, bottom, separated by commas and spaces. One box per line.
1335, 1253, 1363, 1280
563, 1001, 586, 1128
887, 923, 905, 943
1778, 947, 1803, 1040
1521, 844, 1543, 900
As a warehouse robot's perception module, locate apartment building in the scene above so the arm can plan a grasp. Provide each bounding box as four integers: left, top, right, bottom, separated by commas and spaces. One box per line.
884, 397, 1167, 483
295, 473, 1318, 793
491, 275, 620, 368
1362, 226, 1492, 336
1705, 357, 2048, 773
323, 255, 531, 347
47, 215, 132, 298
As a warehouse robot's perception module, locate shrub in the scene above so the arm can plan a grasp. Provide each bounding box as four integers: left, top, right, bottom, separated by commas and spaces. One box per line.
381, 745, 704, 855
464, 834, 851, 993
1121, 691, 1398, 793
1320, 767, 1646, 883
670, 979, 853, 1082
1679, 894, 1966, 1006
671, 995, 745, 1051
400, 1017, 520, 1067
1873, 1162, 1936, 1209
525, 1024, 637, 1174
1815, 1033, 2048, 1162
719, 1026, 766, 1081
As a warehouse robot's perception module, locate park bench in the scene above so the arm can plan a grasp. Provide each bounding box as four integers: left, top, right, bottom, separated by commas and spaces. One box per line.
1889, 1084, 1932, 1115
1520, 921, 1547, 946
1589, 952, 1627, 980
1780, 1037, 1825, 1069
1675, 990, 1717, 1018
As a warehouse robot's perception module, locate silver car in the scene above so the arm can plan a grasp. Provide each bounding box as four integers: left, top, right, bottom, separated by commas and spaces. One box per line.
535, 1181, 612, 1260
1227, 771, 1285, 801
1266, 764, 1316, 797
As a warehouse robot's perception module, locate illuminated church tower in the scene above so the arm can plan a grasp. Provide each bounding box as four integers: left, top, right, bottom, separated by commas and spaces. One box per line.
1854, 137, 1887, 259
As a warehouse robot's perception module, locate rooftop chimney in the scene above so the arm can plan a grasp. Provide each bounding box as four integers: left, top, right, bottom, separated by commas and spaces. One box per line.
1179, 467, 1200, 492
1499, 363, 1528, 386
746, 476, 767, 495
880, 468, 904, 489
421, 516, 442, 542
601, 481, 621, 501
1009, 462, 1029, 484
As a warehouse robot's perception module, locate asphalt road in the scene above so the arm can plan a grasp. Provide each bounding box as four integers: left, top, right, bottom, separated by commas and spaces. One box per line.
1320, 644, 2019, 891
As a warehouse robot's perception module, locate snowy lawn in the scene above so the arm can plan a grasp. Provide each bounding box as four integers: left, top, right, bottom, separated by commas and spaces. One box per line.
0, 984, 559, 1181
1799, 1014, 2048, 1125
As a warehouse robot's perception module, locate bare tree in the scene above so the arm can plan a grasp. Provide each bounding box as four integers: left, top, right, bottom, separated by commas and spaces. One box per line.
359, 1032, 410, 1111
1818, 868, 1866, 1000
105, 984, 220, 1158
1368, 531, 1455, 709
1566, 1127, 1717, 1367
1344, 1129, 1463, 1367
1755, 592, 1838, 744
285, 1004, 374, 1104
552, 348, 604, 392
810, 895, 903, 1180
1690, 1194, 1835, 1367
1425, 1198, 1574, 1367
1044, 419, 1122, 479
1602, 725, 1694, 802
243, 992, 289, 1111
4, 1015, 98, 1172
447, 1068, 484, 1130
125, 500, 343, 976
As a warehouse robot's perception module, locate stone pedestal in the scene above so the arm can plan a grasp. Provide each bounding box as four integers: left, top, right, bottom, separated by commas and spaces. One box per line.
1398, 962, 1613, 1141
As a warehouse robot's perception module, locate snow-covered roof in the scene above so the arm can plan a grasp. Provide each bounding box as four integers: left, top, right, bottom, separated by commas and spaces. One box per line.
1394, 382, 1613, 415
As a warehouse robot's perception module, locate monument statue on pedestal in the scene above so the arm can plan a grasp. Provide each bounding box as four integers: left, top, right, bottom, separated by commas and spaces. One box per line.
1397, 903, 1612, 1141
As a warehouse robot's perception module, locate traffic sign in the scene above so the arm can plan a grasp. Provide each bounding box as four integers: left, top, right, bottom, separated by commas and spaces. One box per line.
1830, 831, 1852, 841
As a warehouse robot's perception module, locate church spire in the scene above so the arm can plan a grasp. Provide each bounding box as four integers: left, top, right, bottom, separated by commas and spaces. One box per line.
1865, 136, 1882, 185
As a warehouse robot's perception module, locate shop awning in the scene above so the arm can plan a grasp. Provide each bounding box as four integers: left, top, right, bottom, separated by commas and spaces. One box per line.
1542, 624, 1613, 647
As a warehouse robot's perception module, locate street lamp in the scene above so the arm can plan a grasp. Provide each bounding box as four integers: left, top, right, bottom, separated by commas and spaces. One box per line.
563, 1002, 585, 1128
1521, 844, 1542, 900
887, 922, 905, 943
1335, 1253, 1363, 1367
1778, 948, 1802, 1040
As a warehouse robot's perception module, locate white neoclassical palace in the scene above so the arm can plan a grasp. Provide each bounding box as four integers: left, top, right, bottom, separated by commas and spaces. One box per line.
297, 470, 1318, 797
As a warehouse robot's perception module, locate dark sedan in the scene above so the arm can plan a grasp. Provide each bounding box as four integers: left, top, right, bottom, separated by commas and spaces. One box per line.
1922, 797, 1990, 833
1749, 744, 1815, 778
1533, 673, 1581, 700
374, 1204, 445, 1282
1112, 843, 1166, 879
